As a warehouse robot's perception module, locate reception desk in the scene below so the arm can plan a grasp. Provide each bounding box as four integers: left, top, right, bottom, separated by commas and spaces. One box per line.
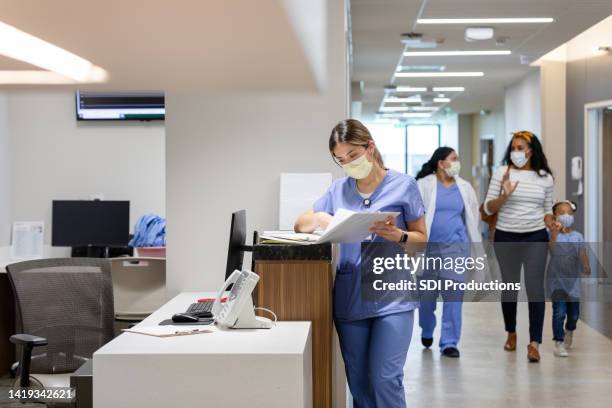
253, 241, 345, 408
94, 292, 312, 408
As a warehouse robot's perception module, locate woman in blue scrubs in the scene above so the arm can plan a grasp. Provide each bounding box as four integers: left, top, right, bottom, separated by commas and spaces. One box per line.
295, 119, 427, 408
415, 147, 481, 358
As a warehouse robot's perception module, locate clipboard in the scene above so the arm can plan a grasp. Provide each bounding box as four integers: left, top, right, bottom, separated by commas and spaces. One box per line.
122, 326, 214, 338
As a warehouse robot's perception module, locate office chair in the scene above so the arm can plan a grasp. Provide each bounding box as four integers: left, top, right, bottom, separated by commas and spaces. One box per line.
7, 258, 114, 407
110, 257, 166, 322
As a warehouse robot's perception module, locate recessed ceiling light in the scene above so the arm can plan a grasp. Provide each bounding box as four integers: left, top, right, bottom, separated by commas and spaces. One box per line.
397, 65, 446, 71
379, 112, 432, 118
0, 20, 108, 82
384, 86, 428, 93
433, 87, 465, 92
410, 106, 439, 112
395, 72, 484, 78
403, 50, 511, 56
384, 96, 422, 103
380, 107, 413, 112
434, 97, 451, 103
417, 18, 554, 24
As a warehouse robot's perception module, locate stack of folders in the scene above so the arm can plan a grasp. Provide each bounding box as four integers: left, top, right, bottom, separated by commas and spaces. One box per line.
259, 209, 400, 245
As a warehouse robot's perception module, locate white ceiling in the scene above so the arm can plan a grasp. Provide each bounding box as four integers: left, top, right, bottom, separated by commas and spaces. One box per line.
350, 0, 612, 121
0, 0, 325, 92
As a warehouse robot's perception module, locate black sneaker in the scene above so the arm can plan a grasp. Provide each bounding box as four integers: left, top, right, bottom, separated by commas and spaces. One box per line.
421, 337, 433, 348
442, 347, 460, 358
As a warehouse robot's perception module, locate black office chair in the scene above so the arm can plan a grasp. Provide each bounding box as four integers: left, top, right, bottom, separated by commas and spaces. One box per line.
7, 258, 114, 406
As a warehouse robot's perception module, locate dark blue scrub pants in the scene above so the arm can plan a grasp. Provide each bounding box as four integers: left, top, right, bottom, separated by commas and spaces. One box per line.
335, 311, 414, 408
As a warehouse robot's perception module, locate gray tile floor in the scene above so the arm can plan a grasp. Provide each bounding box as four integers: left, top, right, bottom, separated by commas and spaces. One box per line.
1, 302, 610, 407
404, 302, 612, 408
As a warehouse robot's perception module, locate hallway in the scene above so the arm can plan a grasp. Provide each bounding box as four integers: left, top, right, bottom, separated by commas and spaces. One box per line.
404, 302, 612, 408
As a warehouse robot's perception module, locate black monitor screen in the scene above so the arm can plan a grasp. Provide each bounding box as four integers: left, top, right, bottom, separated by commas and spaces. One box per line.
76, 91, 165, 120
52, 200, 130, 247
226, 210, 246, 279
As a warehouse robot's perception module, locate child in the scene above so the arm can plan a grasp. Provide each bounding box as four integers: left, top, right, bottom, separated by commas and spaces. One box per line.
547, 200, 591, 357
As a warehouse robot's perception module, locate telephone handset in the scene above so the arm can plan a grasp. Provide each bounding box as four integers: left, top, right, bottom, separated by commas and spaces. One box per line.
213, 270, 273, 329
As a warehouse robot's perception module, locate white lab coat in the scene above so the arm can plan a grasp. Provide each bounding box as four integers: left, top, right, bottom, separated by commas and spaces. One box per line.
416, 174, 482, 243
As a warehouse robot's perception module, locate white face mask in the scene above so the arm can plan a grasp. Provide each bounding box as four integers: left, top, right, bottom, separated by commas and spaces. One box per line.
342, 153, 373, 179
510, 151, 529, 168
557, 214, 574, 228
444, 161, 461, 178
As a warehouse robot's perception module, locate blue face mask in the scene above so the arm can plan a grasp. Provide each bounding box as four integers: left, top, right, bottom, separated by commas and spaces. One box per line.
557, 214, 574, 228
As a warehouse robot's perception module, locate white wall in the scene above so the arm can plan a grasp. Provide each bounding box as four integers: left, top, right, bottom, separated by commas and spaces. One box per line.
165, 0, 348, 296
539, 60, 567, 200
504, 67, 566, 201
0, 93, 10, 246
6, 91, 165, 246
439, 113, 459, 151
505, 70, 542, 143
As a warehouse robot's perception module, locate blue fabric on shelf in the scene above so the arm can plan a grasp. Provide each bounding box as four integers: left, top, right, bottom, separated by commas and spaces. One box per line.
128, 214, 166, 247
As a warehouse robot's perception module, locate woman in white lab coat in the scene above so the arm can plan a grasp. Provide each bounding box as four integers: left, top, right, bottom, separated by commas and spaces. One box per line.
415, 146, 481, 357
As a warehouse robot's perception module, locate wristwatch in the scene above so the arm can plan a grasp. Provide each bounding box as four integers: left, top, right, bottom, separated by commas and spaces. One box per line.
398, 231, 408, 243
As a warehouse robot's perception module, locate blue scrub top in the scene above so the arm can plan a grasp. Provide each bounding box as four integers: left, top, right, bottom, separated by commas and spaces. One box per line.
425, 181, 469, 281
547, 230, 585, 299
313, 169, 425, 321
429, 181, 468, 243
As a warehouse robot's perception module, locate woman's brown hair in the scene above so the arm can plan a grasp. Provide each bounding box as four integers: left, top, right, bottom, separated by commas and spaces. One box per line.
329, 119, 384, 167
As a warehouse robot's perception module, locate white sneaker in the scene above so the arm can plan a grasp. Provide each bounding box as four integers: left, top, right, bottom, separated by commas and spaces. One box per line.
554, 341, 568, 357
564, 330, 574, 349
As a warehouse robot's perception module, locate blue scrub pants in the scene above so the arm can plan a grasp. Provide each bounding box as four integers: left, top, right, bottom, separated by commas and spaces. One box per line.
419, 294, 462, 351
418, 277, 464, 351
335, 311, 414, 408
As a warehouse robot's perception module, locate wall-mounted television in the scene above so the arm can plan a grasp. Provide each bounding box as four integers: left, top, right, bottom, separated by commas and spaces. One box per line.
76, 91, 165, 121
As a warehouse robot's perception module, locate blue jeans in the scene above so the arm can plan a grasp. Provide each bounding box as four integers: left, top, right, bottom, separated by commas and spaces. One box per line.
335, 311, 414, 408
552, 290, 580, 341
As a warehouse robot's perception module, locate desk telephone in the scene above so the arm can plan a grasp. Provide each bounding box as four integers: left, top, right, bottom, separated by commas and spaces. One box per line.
212, 270, 274, 329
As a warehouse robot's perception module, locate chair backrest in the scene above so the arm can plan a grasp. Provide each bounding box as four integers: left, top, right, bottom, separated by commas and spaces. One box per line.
109, 257, 166, 319
7, 258, 114, 374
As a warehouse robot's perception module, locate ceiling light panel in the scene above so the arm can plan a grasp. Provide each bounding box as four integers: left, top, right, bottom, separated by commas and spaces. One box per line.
0, 20, 108, 83
417, 18, 554, 24
395, 72, 484, 78
403, 50, 511, 57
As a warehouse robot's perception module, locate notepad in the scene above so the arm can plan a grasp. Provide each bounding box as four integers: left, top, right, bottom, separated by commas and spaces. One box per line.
260, 209, 400, 244
122, 326, 214, 338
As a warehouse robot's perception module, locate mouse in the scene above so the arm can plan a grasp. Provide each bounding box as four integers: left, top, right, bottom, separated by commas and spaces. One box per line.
171, 313, 200, 323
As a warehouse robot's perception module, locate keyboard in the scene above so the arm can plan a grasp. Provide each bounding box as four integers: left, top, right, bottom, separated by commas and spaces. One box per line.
185, 301, 214, 317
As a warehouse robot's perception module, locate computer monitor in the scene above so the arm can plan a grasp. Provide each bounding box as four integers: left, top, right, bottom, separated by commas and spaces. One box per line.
52, 200, 130, 247
225, 210, 253, 280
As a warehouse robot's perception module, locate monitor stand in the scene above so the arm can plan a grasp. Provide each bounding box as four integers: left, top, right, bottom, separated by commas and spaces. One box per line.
71, 245, 110, 258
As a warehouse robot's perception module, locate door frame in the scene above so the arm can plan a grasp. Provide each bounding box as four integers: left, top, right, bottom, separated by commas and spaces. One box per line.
584, 99, 612, 243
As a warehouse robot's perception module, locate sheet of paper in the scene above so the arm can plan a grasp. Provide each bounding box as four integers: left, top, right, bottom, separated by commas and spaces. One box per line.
278, 173, 332, 230
11, 221, 44, 260
259, 231, 321, 244
317, 209, 400, 244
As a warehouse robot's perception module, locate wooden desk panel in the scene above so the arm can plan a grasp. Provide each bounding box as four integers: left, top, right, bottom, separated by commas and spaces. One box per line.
0, 272, 15, 375
255, 260, 333, 408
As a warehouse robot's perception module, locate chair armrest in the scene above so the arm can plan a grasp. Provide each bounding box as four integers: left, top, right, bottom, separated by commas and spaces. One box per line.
10, 334, 48, 388
10, 334, 48, 348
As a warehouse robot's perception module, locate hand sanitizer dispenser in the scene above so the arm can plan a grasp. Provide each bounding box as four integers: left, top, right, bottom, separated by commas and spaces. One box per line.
571, 156, 583, 196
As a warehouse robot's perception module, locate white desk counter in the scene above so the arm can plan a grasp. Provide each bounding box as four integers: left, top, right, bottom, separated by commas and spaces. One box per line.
93, 292, 312, 408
